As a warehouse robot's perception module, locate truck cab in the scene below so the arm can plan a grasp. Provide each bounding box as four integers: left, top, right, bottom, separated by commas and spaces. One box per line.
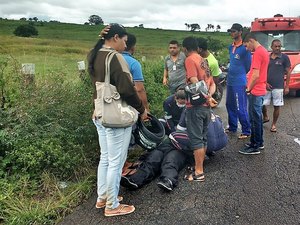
250, 14, 300, 94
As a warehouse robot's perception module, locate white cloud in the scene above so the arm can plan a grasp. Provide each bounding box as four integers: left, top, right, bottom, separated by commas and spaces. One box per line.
0, 0, 299, 31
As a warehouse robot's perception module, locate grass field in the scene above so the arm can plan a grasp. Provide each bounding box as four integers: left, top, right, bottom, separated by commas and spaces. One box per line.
0, 18, 231, 68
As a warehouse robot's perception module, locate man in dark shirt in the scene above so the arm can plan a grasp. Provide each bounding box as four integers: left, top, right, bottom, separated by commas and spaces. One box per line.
262, 39, 291, 132
159, 89, 186, 135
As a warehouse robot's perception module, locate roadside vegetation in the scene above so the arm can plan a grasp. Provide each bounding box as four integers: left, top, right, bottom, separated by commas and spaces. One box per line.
0, 18, 231, 224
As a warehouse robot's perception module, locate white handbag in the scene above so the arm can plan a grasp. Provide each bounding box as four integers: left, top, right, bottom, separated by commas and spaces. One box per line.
94, 50, 138, 128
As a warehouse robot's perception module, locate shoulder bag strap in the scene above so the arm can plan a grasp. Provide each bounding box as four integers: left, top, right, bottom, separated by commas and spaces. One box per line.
104, 51, 117, 84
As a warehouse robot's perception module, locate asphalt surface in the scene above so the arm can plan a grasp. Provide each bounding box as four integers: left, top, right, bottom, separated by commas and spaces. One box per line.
60, 92, 300, 225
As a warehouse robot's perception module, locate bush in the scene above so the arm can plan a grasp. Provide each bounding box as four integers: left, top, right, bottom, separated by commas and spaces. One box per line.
0, 57, 97, 179
142, 60, 169, 116
13, 24, 38, 37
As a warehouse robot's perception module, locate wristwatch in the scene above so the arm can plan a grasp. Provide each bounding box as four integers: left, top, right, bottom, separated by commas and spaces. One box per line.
246, 89, 251, 93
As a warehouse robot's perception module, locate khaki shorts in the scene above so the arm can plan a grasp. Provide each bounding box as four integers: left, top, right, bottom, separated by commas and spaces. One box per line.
263, 89, 284, 106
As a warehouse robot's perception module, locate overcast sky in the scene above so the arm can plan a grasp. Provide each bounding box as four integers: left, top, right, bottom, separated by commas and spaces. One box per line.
0, 0, 299, 31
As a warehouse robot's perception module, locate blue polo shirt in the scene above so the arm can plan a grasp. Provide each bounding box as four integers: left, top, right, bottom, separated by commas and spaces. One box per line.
267, 53, 290, 89
122, 51, 144, 82
228, 44, 252, 86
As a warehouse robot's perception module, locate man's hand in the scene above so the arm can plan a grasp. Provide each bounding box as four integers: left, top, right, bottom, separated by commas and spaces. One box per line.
163, 77, 168, 86
284, 86, 289, 95
208, 97, 218, 107
266, 83, 273, 91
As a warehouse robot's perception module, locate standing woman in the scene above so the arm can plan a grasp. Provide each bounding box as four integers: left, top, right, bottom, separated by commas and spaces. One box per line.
88, 23, 147, 217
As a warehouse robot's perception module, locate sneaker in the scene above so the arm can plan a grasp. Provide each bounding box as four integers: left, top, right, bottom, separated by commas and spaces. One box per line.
244, 143, 265, 150
104, 204, 135, 217
225, 128, 236, 133
157, 178, 173, 191
239, 146, 261, 155
206, 151, 216, 157
96, 196, 123, 209
120, 176, 138, 189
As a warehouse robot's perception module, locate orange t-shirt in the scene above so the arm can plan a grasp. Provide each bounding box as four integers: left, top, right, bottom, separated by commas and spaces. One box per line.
185, 52, 214, 107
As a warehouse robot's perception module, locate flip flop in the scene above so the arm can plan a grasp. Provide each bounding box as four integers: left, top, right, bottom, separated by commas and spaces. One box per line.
263, 119, 270, 124
184, 171, 205, 182
238, 134, 250, 139
270, 127, 277, 132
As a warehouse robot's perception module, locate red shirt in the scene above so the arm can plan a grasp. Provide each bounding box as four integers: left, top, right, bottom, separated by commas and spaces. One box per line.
247, 46, 269, 96
185, 52, 214, 107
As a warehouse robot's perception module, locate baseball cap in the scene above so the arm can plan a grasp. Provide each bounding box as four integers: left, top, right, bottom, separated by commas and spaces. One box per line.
227, 23, 243, 32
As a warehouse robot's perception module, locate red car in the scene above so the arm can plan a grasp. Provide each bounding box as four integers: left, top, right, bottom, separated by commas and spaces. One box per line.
251, 14, 300, 95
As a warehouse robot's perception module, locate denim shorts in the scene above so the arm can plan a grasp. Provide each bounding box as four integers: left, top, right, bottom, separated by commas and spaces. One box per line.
186, 106, 211, 150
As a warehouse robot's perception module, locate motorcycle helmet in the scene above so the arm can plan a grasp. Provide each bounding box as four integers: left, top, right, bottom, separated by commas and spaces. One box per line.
133, 114, 165, 151
185, 80, 209, 105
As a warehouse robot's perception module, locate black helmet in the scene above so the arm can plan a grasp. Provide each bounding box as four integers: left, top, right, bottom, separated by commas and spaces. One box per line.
133, 114, 165, 151
185, 80, 209, 105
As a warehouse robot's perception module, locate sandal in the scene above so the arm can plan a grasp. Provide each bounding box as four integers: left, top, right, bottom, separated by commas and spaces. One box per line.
263, 119, 270, 124
184, 171, 205, 182
104, 204, 135, 217
270, 127, 277, 132
238, 134, 250, 139
96, 196, 123, 209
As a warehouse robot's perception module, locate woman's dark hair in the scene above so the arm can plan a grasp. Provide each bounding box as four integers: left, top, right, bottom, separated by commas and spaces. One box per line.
88, 23, 127, 76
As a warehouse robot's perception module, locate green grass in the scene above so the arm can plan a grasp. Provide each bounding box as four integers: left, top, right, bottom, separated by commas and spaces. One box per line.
0, 18, 231, 63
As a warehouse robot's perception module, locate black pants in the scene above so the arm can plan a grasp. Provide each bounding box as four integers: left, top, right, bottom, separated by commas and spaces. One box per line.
128, 140, 191, 188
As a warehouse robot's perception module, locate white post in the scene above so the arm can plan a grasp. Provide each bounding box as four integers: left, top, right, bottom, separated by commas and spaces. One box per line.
77, 61, 86, 79
21, 63, 35, 85
77, 61, 85, 72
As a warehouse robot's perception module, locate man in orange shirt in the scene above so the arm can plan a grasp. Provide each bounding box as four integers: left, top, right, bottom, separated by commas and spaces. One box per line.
182, 36, 216, 181
240, 32, 269, 155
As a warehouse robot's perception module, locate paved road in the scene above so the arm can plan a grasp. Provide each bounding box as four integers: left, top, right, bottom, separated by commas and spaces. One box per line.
60, 94, 300, 225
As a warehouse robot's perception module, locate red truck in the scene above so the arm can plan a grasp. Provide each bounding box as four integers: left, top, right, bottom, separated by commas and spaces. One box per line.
250, 14, 300, 95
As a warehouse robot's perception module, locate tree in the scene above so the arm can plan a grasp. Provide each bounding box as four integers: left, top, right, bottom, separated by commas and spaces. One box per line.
184, 23, 190, 30
139, 24, 144, 28
216, 25, 221, 32
13, 24, 38, 37
190, 23, 200, 32
88, 15, 103, 25
33, 17, 38, 22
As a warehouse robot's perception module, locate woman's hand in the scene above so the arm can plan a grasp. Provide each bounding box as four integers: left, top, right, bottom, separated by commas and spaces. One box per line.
140, 109, 150, 121
99, 25, 111, 38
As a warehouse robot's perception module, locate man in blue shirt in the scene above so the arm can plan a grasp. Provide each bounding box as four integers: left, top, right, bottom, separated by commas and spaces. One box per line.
226, 23, 251, 139
122, 34, 149, 111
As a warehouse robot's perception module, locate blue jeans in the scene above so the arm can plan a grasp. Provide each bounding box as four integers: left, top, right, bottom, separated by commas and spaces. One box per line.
226, 85, 251, 135
248, 94, 264, 147
93, 119, 132, 209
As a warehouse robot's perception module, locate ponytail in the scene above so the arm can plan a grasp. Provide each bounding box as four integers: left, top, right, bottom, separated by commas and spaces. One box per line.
88, 39, 105, 76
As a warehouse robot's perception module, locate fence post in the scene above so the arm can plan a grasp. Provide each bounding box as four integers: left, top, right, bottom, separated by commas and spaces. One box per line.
21, 63, 35, 85
77, 61, 85, 79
